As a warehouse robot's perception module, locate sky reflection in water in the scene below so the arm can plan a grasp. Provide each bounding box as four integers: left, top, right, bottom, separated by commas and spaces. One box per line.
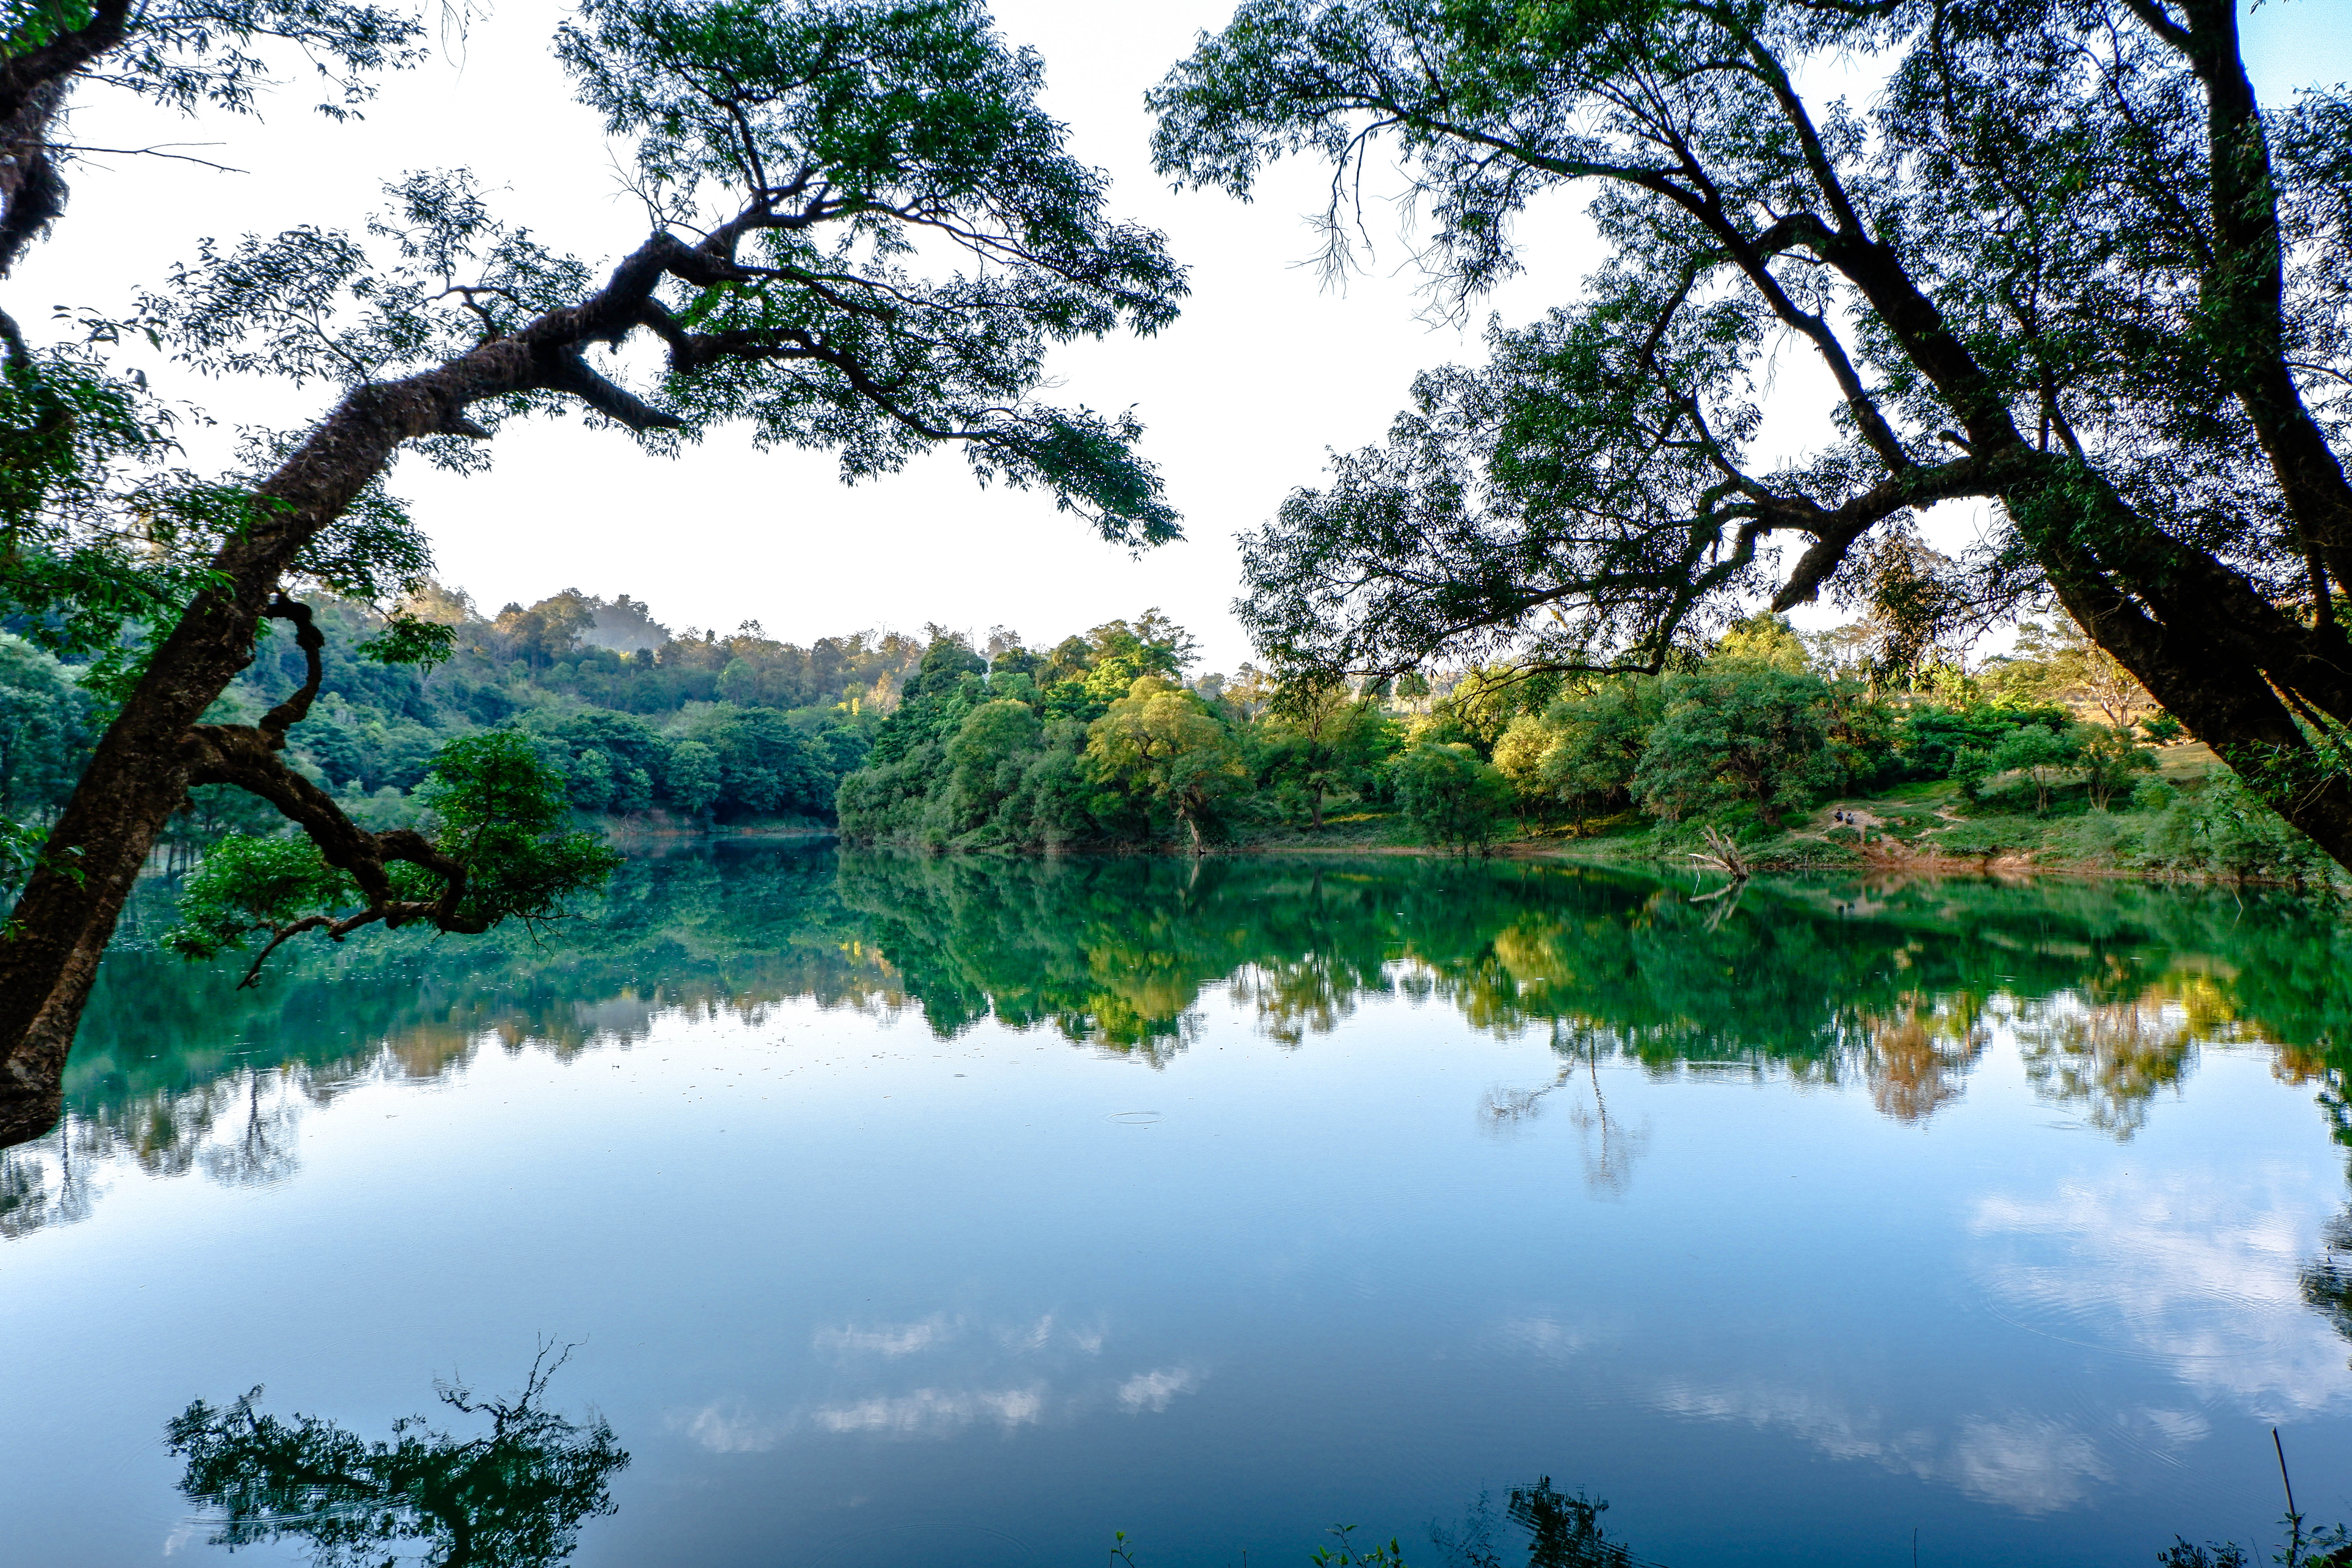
4, 845, 2351, 1567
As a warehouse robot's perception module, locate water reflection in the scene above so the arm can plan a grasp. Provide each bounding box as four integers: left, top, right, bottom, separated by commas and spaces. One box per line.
169, 1346, 626, 1568
10, 847, 2350, 1246
1483, 1028, 1649, 1196
1430, 1479, 1648, 1568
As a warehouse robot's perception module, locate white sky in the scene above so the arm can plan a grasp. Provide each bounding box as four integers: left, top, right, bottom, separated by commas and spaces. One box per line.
13, 0, 2352, 673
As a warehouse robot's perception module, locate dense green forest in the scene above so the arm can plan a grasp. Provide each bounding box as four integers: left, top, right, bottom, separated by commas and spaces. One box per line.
0, 585, 926, 863
1, 584, 2334, 890
833, 603, 2339, 886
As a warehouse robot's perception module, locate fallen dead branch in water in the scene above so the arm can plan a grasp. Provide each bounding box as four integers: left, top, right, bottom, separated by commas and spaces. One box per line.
1688, 825, 1752, 882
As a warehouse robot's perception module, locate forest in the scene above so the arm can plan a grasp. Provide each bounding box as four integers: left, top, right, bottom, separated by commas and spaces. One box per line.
4, 574, 2330, 899
834, 600, 2338, 885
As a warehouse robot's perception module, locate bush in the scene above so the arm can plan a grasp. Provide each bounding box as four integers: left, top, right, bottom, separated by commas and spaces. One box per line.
2145, 772, 2342, 887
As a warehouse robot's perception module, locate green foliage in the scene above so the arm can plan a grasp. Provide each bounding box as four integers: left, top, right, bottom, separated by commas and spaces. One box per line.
1633, 669, 1837, 828
418, 731, 623, 931
838, 617, 1231, 851
163, 834, 356, 960
168, 1353, 626, 1568
1709, 613, 1811, 675
1085, 676, 1248, 851
1905, 703, 2068, 784
163, 730, 619, 971
541, 0, 1184, 537
2, 0, 423, 123
2145, 773, 2343, 889
0, 635, 94, 825
1255, 677, 1395, 829
1987, 725, 2082, 814
1311, 1523, 1410, 1568
1483, 677, 1663, 829
1392, 741, 1510, 853
2075, 723, 2158, 810
663, 739, 721, 819
1145, 0, 2352, 874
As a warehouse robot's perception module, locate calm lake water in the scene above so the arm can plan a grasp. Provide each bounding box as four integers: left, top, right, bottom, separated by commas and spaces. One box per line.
6, 846, 2352, 1567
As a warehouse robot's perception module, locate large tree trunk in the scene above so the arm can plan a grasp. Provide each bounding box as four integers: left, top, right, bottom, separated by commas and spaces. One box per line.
0, 225, 720, 1146
0, 387, 422, 1142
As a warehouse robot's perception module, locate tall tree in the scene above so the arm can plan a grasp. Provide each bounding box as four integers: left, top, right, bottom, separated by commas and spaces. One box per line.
1085, 674, 1245, 853
1151, 0, 2352, 871
0, 0, 1186, 1145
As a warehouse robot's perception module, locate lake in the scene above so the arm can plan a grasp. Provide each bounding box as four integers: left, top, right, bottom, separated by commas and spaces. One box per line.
5, 845, 2350, 1567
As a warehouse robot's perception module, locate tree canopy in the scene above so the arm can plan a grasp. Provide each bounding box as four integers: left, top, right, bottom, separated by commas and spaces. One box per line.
1150, 0, 2352, 871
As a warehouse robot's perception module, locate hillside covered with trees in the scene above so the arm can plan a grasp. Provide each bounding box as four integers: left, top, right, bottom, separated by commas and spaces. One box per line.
0, 585, 923, 869
4, 579, 2325, 890
829, 603, 2339, 887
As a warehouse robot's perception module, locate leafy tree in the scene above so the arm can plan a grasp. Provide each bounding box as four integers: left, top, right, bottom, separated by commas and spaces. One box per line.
1984, 614, 2157, 730
169, 1348, 627, 1568
1989, 725, 2082, 815
1151, 0, 2352, 873
685, 707, 832, 820
1392, 740, 1511, 854
662, 739, 720, 822
0, 633, 89, 826
164, 729, 619, 985
1490, 710, 1561, 823
492, 592, 600, 671
0, 0, 1189, 1143
2076, 723, 2159, 811
1708, 613, 1812, 675
1536, 679, 1663, 829
1632, 670, 1836, 828
1256, 675, 1393, 829
1085, 675, 1245, 854
943, 697, 1045, 838
1904, 702, 2067, 784
2147, 770, 2343, 889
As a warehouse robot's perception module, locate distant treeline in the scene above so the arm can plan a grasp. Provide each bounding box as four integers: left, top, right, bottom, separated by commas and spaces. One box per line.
0, 586, 936, 860
0, 586, 2327, 884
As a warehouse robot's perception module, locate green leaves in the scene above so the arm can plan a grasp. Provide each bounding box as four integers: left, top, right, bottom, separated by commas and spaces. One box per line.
1632, 667, 1839, 829
417, 730, 623, 932
163, 832, 357, 960
169, 1355, 627, 1568
552, 0, 1186, 537
1156, 0, 2352, 875
165, 729, 620, 977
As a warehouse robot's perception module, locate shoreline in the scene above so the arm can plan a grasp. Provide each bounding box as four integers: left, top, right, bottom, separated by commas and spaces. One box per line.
818, 831, 2338, 892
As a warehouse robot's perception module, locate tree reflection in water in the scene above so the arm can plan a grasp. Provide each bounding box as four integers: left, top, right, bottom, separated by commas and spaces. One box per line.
1482, 1026, 1648, 1197
1430, 1478, 1649, 1568
16, 848, 2350, 1256
168, 1345, 627, 1568
2302, 1208, 2352, 1361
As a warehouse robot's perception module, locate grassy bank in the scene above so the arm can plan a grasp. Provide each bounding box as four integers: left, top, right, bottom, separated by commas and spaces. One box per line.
1220, 744, 2347, 893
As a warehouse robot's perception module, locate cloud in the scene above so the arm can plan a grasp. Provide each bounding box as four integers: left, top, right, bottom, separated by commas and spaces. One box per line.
670, 1401, 786, 1454
814, 1314, 958, 1357
1651, 1380, 1940, 1475
1968, 1165, 2352, 1417
1116, 1367, 1201, 1413
1950, 1416, 2111, 1514
812, 1385, 1047, 1436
